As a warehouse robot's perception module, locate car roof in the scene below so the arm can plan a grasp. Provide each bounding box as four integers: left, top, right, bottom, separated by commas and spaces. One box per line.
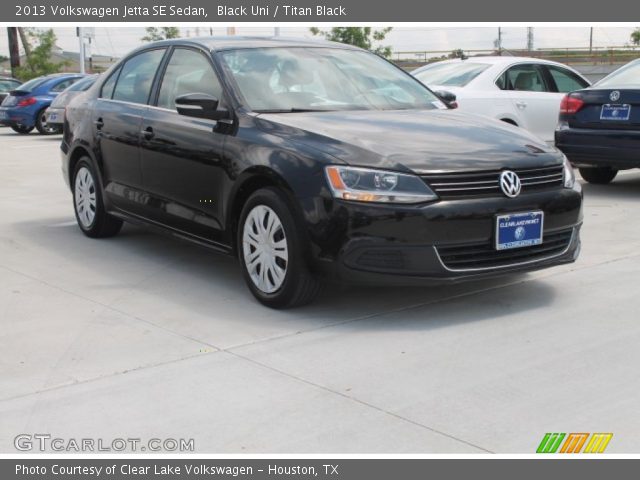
422, 56, 571, 67
136, 36, 360, 53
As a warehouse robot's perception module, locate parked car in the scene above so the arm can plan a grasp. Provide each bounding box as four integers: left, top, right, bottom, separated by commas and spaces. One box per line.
0, 76, 21, 104
412, 57, 590, 144
62, 37, 583, 308
45, 75, 99, 129
0, 73, 86, 134
555, 58, 640, 184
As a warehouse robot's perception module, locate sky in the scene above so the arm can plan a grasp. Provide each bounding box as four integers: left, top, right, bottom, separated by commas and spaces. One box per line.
1, 26, 638, 59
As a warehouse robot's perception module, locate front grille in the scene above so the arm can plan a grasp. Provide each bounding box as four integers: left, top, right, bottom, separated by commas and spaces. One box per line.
436, 229, 573, 271
422, 165, 564, 199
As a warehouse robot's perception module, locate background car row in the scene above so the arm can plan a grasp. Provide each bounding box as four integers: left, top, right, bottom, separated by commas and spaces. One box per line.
412, 56, 640, 184
2, 55, 638, 187
0, 73, 96, 134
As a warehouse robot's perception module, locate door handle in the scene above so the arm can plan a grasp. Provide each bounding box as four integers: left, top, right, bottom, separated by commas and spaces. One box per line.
515, 101, 527, 109
94, 118, 104, 129
141, 126, 154, 140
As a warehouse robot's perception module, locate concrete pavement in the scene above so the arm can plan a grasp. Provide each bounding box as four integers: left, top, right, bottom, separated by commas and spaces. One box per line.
1, 128, 639, 453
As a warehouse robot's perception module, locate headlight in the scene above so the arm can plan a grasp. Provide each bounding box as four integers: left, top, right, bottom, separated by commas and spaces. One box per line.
325, 166, 438, 204
563, 156, 575, 188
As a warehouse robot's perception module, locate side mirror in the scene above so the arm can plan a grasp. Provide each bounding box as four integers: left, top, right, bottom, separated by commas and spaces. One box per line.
175, 93, 229, 121
435, 90, 458, 109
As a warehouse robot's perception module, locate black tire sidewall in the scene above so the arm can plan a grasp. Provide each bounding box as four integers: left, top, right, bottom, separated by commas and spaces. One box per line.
35, 107, 59, 135
11, 124, 33, 134
579, 167, 617, 184
237, 188, 310, 308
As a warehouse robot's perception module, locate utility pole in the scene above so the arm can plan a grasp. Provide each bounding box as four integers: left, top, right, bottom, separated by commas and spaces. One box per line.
7, 27, 20, 76
497, 27, 502, 55
527, 27, 534, 52
589, 27, 594, 54
274, 27, 281, 37
77, 27, 85, 74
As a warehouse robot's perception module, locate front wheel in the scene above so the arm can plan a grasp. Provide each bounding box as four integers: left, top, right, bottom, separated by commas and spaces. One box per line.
35, 107, 62, 135
579, 167, 618, 185
238, 188, 320, 308
11, 124, 34, 134
72, 158, 123, 238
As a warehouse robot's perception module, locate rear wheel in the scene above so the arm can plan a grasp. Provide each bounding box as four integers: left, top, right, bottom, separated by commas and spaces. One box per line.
35, 107, 62, 135
238, 188, 320, 308
579, 167, 618, 185
72, 158, 123, 238
10, 124, 34, 134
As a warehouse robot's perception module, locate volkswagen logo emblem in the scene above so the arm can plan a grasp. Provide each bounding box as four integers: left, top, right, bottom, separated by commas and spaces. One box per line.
610, 91, 621, 102
499, 170, 522, 198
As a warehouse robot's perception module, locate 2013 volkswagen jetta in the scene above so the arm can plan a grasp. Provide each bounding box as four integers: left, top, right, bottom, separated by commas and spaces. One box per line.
61, 37, 583, 308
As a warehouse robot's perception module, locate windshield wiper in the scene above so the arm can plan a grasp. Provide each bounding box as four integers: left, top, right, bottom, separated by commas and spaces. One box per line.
255, 108, 336, 113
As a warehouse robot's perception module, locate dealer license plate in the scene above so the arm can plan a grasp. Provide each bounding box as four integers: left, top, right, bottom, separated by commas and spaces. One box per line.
496, 211, 544, 251
600, 104, 631, 121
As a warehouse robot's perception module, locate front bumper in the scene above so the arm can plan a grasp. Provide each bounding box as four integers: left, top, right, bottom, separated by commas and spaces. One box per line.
556, 127, 640, 169
304, 185, 583, 285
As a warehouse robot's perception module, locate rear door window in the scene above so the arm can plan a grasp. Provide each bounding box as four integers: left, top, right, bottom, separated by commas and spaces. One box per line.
112, 49, 166, 105
497, 65, 549, 92
100, 67, 121, 99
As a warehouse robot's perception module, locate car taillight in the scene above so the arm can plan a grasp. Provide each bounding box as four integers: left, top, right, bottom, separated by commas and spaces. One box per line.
17, 97, 37, 107
559, 94, 584, 115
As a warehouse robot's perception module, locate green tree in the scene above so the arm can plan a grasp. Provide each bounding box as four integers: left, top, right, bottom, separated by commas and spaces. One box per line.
0, 54, 8, 63
14, 29, 68, 81
309, 27, 393, 58
448, 49, 467, 59
142, 27, 181, 42
631, 28, 640, 46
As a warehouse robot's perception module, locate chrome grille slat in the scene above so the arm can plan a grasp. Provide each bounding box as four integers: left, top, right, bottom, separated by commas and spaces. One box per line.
422, 165, 564, 199
436, 229, 574, 271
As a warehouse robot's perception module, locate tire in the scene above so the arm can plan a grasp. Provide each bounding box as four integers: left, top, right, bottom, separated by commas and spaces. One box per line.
579, 167, 618, 185
35, 107, 62, 135
10, 124, 34, 134
238, 187, 321, 308
72, 158, 123, 238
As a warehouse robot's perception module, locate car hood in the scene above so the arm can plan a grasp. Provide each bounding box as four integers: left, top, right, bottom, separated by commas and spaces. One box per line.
255, 109, 561, 173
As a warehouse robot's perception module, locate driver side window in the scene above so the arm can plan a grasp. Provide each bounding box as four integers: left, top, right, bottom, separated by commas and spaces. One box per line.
157, 48, 223, 111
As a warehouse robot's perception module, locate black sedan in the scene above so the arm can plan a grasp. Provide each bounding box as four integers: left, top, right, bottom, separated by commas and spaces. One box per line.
556, 58, 640, 184
61, 37, 583, 308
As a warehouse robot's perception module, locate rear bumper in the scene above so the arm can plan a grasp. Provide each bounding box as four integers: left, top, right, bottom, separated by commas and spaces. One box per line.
45, 107, 65, 126
556, 127, 640, 169
0, 107, 37, 128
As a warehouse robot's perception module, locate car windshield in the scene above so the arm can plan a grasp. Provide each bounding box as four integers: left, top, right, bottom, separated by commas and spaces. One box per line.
595, 61, 640, 88
220, 47, 443, 112
412, 62, 490, 87
15, 77, 47, 92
